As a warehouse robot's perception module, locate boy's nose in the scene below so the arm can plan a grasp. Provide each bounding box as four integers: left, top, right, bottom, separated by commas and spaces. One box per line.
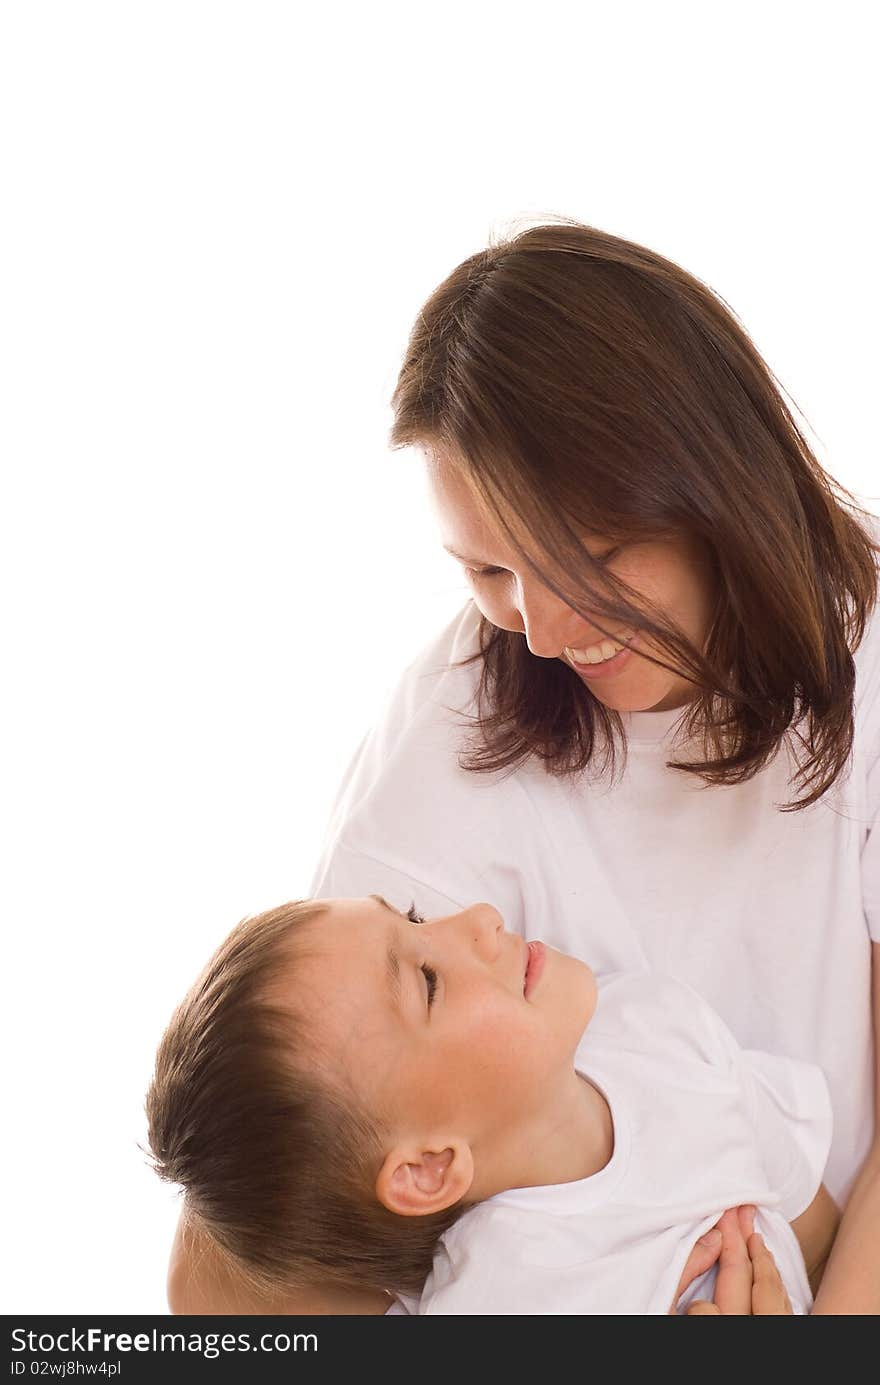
455, 903, 504, 960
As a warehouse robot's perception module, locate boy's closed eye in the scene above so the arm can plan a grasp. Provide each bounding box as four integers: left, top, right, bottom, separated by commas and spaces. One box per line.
402, 903, 438, 1011
421, 963, 438, 1009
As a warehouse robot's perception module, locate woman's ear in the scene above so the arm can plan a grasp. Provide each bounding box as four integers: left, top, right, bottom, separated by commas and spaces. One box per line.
375, 1139, 474, 1216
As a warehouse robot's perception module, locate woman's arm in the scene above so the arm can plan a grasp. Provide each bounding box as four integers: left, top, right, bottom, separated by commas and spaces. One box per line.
789, 1182, 841, 1298
810, 938, 880, 1314
167, 1210, 392, 1315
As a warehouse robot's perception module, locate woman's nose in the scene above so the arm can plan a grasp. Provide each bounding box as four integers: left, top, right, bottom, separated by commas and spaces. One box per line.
518, 585, 582, 659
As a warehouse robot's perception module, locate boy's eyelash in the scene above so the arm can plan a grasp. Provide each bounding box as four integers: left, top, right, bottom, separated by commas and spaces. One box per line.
421, 963, 438, 1008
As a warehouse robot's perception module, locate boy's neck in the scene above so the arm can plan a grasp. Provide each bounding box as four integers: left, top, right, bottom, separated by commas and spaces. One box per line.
470, 1070, 614, 1200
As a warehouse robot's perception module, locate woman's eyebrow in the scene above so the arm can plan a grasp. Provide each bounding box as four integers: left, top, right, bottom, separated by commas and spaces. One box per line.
443, 539, 610, 567
442, 543, 489, 565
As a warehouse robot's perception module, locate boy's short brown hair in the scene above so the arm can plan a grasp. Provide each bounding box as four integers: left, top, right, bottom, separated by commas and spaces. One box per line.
145, 900, 468, 1299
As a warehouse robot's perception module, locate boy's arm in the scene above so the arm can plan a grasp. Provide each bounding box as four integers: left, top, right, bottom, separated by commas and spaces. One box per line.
167, 1209, 392, 1315
809, 938, 880, 1315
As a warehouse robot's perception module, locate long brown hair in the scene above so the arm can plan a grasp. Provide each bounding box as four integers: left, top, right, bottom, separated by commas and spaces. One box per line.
389, 217, 879, 811
145, 901, 470, 1299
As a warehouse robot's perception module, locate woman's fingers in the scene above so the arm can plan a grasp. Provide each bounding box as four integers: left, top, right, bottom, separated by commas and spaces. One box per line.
681, 1209, 794, 1316
737, 1203, 756, 1240
748, 1232, 794, 1315
713, 1207, 754, 1314
668, 1227, 723, 1313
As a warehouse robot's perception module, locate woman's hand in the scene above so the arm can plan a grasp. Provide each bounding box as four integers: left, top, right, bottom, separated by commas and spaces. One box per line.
684, 1206, 794, 1315
668, 1219, 724, 1313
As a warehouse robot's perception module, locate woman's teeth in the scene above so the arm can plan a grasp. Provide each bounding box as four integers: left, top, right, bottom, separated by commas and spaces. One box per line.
566, 634, 630, 666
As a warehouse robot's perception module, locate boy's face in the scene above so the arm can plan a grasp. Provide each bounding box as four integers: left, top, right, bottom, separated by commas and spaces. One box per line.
290, 897, 597, 1158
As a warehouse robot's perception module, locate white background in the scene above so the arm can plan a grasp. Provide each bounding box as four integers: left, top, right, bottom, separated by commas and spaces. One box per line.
2, 2, 877, 1312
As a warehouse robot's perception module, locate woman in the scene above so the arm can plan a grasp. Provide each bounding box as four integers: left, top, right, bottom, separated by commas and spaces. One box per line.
168, 219, 880, 1314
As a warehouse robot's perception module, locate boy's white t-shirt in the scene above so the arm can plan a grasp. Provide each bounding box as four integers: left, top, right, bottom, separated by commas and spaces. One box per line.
407, 971, 832, 1316
309, 536, 879, 1308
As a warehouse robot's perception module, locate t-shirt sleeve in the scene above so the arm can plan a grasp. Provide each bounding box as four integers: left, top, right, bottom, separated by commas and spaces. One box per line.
640, 975, 834, 1222
735, 1047, 834, 1221
308, 837, 469, 920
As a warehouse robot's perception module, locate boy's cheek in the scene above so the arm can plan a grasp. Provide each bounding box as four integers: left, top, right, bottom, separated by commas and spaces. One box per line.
467, 1017, 547, 1081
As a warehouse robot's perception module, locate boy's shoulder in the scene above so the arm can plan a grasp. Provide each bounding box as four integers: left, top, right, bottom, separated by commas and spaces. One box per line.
581, 970, 743, 1072
419, 1200, 561, 1313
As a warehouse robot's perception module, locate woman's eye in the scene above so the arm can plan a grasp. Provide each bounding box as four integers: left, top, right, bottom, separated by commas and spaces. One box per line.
464, 565, 505, 580
465, 549, 620, 581
406, 903, 426, 925
421, 962, 438, 1009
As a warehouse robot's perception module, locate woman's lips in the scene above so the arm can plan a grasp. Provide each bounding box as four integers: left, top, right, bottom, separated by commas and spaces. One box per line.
523, 940, 546, 998
567, 641, 635, 681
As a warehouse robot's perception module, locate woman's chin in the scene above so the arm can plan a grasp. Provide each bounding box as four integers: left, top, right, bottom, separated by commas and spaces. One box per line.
595, 677, 692, 714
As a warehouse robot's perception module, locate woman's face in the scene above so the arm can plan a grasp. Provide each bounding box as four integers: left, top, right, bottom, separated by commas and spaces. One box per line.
423, 451, 716, 714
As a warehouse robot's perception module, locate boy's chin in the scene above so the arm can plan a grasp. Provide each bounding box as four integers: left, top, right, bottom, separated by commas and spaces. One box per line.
548, 952, 598, 1026
566, 951, 596, 988
574, 960, 599, 1025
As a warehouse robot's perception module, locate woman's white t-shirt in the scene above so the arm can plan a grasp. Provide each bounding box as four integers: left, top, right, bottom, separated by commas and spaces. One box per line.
309, 589, 880, 1213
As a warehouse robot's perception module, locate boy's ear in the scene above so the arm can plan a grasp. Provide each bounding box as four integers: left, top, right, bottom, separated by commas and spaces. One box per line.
375, 1139, 474, 1217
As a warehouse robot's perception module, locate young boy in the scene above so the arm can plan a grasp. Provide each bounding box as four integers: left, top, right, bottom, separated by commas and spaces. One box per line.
146, 894, 839, 1315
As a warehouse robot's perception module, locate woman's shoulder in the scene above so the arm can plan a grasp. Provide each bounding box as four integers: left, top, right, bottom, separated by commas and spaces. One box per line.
369, 598, 484, 736
310, 601, 502, 889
